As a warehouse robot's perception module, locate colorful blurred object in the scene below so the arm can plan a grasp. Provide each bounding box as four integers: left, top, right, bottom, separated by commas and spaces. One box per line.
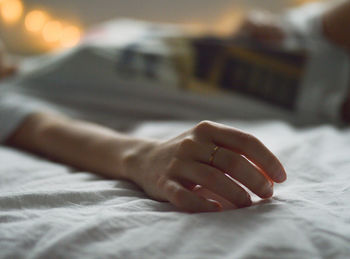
0, 0, 23, 24
0, 0, 82, 52
42, 20, 62, 42
25, 10, 48, 33
0, 0, 327, 54
60, 25, 81, 48
214, 8, 244, 35
293, 0, 322, 6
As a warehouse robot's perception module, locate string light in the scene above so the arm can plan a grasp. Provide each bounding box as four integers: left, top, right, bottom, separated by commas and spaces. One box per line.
60, 25, 81, 48
25, 10, 48, 33
0, 0, 23, 24
42, 20, 63, 43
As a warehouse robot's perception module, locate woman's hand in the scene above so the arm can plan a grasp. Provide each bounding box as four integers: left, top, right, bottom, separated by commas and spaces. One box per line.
236, 11, 285, 46
8, 114, 286, 213
123, 121, 287, 213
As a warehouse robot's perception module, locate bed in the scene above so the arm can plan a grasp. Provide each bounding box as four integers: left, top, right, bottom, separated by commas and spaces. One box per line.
1, 119, 350, 259
1, 16, 350, 258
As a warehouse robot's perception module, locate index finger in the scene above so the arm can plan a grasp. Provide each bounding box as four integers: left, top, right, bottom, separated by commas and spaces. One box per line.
195, 121, 287, 183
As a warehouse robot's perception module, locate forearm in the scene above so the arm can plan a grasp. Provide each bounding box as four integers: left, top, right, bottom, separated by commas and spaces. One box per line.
323, 0, 350, 50
4, 113, 287, 212
6, 113, 155, 181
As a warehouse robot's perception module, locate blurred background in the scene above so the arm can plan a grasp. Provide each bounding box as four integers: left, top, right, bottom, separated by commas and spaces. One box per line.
0, 0, 325, 55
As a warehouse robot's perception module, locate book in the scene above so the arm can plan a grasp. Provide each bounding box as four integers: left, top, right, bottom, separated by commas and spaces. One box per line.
188, 36, 307, 111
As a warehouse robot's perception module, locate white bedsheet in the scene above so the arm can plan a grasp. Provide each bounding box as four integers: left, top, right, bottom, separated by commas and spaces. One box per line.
1, 120, 349, 259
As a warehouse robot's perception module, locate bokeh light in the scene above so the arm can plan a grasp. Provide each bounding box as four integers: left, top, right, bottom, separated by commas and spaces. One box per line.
0, 0, 23, 24
293, 0, 322, 6
60, 25, 81, 48
25, 10, 48, 33
42, 20, 63, 43
214, 8, 245, 35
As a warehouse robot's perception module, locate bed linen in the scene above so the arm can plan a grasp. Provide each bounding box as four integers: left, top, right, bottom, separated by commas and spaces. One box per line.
1, 120, 349, 259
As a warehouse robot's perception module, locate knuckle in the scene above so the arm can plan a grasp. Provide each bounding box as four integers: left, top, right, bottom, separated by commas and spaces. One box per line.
176, 137, 196, 157
180, 137, 196, 149
193, 120, 214, 136
238, 132, 260, 150
166, 159, 182, 176
241, 133, 256, 143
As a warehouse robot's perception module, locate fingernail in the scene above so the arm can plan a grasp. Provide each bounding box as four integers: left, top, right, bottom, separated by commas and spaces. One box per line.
279, 173, 287, 182
275, 168, 287, 182
262, 183, 274, 198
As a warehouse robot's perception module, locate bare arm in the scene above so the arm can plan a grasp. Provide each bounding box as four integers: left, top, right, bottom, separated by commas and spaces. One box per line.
5, 112, 286, 212
6, 113, 154, 181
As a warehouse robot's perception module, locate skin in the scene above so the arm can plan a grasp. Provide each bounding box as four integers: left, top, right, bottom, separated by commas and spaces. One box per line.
4, 1, 349, 213
6, 114, 286, 213
239, 11, 285, 45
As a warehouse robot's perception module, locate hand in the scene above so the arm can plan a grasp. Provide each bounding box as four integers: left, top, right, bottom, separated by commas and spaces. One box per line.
236, 11, 285, 46
123, 121, 287, 213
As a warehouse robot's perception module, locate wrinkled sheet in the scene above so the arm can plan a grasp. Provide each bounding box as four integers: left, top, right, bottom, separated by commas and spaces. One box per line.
1, 120, 350, 259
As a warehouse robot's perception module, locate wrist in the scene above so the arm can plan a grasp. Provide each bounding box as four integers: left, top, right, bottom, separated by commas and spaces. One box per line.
116, 137, 160, 183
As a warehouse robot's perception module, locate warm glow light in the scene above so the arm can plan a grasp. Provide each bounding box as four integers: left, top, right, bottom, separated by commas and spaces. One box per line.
42, 20, 63, 43
60, 25, 81, 48
293, 0, 322, 6
25, 10, 48, 33
214, 8, 245, 36
0, 0, 23, 24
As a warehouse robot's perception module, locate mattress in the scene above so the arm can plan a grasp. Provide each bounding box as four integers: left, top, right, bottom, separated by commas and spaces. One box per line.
1, 120, 349, 259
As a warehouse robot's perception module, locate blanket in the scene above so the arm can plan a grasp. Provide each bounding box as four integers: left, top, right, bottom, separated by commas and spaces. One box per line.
1, 120, 349, 259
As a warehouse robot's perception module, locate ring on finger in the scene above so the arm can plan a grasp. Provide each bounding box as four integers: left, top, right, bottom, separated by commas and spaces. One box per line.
209, 145, 220, 166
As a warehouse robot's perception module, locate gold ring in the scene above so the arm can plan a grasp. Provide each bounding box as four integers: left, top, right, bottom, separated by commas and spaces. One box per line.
209, 146, 220, 166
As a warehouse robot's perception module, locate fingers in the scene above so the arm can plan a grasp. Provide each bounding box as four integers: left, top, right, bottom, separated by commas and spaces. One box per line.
161, 178, 221, 213
157, 120, 287, 213
193, 121, 286, 183
210, 147, 273, 198
248, 22, 285, 42
193, 186, 238, 211
243, 11, 285, 43
171, 160, 252, 208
